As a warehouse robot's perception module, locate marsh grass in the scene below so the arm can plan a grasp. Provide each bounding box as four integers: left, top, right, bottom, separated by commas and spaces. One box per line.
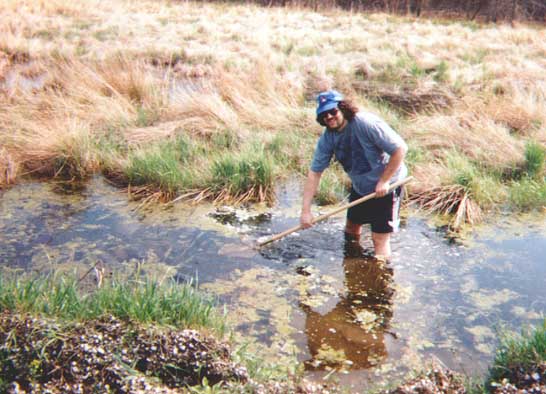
509, 178, 546, 210
486, 320, 546, 387
410, 150, 507, 228
118, 132, 283, 204
125, 138, 192, 197
1, 0, 545, 222
0, 271, 226, 334
524, 141, 545, 180
211, 144, 275, 204
265, 131, 314, 174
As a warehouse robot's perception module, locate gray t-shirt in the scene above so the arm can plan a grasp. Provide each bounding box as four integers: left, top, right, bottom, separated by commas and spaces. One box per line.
310, 111, 408, 196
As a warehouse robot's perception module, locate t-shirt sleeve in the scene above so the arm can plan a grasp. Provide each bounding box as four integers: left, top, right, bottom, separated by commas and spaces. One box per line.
363, 118, 407, 155
310, 133, 334, 173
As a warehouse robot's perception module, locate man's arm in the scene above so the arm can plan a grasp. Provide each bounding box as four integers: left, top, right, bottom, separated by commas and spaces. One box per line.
300, 170, 322, 228
375, 145, 407, 197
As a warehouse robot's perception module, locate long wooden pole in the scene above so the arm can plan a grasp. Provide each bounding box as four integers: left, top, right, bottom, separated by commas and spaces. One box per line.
257, 176, 413, 247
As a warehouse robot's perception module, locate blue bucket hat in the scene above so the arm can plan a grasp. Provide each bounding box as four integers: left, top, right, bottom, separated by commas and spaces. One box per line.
316, 90, 343, 115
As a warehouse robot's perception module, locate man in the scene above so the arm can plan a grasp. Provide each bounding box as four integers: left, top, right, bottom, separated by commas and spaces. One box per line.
300, 90, 408, 259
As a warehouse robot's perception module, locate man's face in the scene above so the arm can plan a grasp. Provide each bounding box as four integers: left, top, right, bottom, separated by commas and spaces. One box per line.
320, 107, 345, 130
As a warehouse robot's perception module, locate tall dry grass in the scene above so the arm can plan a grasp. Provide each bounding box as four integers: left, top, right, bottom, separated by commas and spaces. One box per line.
1, 0, 545, 216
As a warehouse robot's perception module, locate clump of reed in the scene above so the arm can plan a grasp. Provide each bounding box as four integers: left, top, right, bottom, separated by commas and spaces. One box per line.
210, 144, 275, 205
409, 150, 504, 229
411, 184, 483, 230
122, 135, 197, 202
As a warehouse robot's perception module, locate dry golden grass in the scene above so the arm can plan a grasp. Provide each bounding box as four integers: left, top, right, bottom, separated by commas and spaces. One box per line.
407, 108, 524, 171
0, 0, 544, 218
0, 147, 17, 186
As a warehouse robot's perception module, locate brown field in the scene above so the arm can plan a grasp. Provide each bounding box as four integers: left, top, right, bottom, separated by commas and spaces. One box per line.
1, 0, 545, 226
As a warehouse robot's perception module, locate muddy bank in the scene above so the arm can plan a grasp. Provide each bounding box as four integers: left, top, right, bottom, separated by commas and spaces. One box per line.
0, 312, 337, 394
2, 310, 545, 393
0, 311, 470, 394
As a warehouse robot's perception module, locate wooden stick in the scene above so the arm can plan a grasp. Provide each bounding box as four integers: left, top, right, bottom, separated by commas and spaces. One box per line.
257, 176, 413, 247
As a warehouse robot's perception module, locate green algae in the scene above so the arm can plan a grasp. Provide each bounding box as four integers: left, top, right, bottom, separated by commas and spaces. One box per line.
201, 267, 299, 364
354, 310, 381, 332
313, 344, 349, 369
465, 325, 496, 354
511, 306, 543, 320
467, 288, 519, 310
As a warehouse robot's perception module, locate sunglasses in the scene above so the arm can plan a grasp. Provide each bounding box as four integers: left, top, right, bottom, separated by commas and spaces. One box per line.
318, 108, 339, 121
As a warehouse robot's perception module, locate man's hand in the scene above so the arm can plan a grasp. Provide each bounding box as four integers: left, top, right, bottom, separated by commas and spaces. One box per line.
375, 180, 390, 197
300, 211, 314, 228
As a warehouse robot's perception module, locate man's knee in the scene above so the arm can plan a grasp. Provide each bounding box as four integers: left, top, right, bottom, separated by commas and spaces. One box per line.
372, 232, 390, 243
345, 219, 362, 235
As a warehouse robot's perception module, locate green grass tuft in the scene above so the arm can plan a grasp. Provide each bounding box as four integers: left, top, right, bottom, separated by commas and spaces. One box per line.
0, 273, 226, 334
211, 144, 275, 202
509, 177, 546, 210
125, 136, 198, 193
524, 141, 545, 180
487, 320, 546, 387
446, 151, 504, 208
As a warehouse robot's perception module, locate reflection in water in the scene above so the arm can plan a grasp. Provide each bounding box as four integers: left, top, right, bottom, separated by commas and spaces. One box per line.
302, 239, 394, 371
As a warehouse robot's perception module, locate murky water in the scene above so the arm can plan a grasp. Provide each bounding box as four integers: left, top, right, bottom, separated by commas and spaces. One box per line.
1, 177, 545, 390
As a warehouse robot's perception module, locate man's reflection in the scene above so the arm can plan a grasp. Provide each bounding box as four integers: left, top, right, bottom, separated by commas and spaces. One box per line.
302, 237, 395, 370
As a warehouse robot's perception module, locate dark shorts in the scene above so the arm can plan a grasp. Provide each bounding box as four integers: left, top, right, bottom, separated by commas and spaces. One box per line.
347, 187, 403, 234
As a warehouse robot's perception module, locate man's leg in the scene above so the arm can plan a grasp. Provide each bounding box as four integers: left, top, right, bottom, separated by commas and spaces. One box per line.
345, 218, 362, 236
372, 232, 391, 259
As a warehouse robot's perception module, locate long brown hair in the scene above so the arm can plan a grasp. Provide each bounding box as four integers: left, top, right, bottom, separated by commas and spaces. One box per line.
338, 100, 359, 122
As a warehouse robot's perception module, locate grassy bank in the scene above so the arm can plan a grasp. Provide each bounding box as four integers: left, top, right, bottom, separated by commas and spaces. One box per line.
0, 271, 226, 333
0, 0, 545, 226
0, 270, 329, 393
486, 320, 546, 389
1, 271, 545, 393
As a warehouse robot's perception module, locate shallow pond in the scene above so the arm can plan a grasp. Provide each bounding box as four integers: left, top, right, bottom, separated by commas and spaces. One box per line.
1, 177, 545, 390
